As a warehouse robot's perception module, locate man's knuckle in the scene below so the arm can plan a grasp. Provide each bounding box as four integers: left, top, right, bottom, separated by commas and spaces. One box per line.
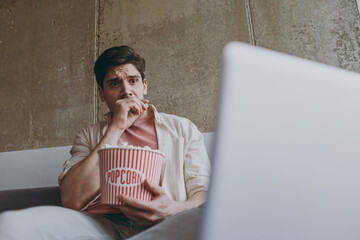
146, 206, 155, 213
148, 215, 159, 223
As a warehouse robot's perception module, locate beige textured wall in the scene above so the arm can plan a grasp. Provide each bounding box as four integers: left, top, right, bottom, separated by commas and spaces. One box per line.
96, 0, 250, 132
0, 1, 95, 152
250, 0, 360, 72
97, 0, 360, 132
1, 0, 359, 152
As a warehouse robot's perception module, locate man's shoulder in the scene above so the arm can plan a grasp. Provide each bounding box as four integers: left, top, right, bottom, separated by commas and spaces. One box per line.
157, 112, 193, 126
76, 121, 106, 137
151, 105, 192, 125
156, 112, 201, 138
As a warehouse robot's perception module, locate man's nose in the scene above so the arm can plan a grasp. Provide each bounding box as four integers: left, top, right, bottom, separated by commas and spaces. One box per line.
125, 93, 133, 98
120, 82, 132, 98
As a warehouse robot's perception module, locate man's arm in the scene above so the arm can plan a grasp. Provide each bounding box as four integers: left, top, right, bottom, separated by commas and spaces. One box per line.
59, 127, 123, 210
60, 97, 148, 210
116, 179, 207, 226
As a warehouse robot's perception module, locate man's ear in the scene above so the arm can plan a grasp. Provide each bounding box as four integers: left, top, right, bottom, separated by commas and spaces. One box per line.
98, 86, 106, 102
143, 79, 148, 95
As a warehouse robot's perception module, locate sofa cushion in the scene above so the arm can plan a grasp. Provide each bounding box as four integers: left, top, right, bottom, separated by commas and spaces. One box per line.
0, 186, 62, 212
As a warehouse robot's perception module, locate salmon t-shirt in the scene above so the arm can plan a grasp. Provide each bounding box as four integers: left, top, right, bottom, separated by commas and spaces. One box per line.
86, 114, 158, 213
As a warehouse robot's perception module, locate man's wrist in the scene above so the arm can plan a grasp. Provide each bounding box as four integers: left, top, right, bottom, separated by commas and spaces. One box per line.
101, 125, 124, 146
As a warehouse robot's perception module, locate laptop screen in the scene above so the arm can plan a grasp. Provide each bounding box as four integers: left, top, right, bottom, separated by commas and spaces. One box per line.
201, 42, 360, 240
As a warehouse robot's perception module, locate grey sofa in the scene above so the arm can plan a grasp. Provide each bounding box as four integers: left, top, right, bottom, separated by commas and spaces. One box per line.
0, 187, 62, 212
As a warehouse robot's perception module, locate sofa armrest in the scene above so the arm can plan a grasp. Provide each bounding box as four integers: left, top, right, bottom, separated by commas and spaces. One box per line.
0, 186, 62, 212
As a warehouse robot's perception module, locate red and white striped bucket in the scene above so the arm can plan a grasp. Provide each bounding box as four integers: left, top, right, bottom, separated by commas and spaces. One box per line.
98, 147, 164, 205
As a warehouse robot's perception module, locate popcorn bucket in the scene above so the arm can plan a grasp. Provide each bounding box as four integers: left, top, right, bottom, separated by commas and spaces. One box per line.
98, 147, 164, 205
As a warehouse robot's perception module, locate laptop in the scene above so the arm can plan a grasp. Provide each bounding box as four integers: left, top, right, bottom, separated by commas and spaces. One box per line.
201, 42, 360, 240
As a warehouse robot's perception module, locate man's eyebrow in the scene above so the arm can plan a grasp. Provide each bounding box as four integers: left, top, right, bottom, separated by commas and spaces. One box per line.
127, 75, 141, 79
105, 77, 121, 83
105, 75, 141, 83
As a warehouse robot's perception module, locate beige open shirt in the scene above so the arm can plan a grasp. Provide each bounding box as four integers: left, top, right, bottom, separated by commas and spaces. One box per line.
58, 105, 211, 210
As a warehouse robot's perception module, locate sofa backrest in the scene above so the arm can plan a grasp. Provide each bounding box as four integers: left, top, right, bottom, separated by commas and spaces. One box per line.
0, 132, 214, 190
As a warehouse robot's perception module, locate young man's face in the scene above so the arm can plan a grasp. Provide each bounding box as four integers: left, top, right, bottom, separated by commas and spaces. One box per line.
98, 63, 148, 114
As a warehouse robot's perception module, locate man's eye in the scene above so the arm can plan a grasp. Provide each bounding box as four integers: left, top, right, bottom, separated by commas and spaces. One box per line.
129, 78, 137, 84
110, 81, 119, 87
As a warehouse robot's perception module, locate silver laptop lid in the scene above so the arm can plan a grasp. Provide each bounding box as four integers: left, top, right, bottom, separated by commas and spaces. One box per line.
201, 42, 360, 240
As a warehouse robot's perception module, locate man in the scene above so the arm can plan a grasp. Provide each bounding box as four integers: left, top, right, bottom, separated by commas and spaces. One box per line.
0, 46, 211, 239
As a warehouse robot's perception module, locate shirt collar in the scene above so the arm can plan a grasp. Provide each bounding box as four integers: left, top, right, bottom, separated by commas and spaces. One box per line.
149, 104, 161, 122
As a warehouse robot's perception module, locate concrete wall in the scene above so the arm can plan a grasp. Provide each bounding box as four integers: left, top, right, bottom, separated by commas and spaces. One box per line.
1, 0, 359, 152
96, 0, 250, 132
0, 0, 95, 152
250, 0, 360, 72
97, 0, 360, 132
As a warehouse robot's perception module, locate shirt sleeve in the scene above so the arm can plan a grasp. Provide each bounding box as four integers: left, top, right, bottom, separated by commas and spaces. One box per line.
183, 121, 212, 198
58, 125, 97, 185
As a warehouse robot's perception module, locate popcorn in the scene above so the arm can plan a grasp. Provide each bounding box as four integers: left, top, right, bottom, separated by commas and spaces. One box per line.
102, 142, 153, 150
98, 143, 164, 205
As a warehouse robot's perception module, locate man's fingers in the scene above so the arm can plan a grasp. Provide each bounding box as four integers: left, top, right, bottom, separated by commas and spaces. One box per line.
126, 97, 148, 114
115, 182, 174, 225
118, 206, 157, 226
137, 101, 148, 113
143, 179, 164, 195
115, 96, 149, 116
128, 96, 148, 109
159, 174, 163, 187
137, 98, 149, 112
127, 101, 143, 115
141, 99, 150, 104
117, 194, 152, 211
141, 99, 149, 109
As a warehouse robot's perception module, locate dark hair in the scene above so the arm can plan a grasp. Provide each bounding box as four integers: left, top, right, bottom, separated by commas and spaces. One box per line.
94, 45, 146, 89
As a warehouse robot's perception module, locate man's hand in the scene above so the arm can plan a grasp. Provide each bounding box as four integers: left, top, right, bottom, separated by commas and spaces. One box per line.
116, 179, 183, 226
111, 95, 149, 131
